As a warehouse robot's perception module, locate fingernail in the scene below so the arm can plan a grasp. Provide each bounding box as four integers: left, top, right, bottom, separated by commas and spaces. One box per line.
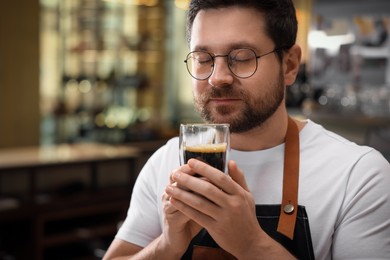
173, 171, 180, 180
188, 159, 196, 167
166, 185, 174, 193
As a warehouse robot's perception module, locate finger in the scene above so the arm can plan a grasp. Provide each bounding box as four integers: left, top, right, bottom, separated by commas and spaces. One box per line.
162, 192, 172, 206
170, 169, 229, 209
186, 159, 237, 195
170, 164, 198, 184
162, 192, 169, 201
163, 192, 185, 217
228, 160, 250, 192
168, 188, 216, 226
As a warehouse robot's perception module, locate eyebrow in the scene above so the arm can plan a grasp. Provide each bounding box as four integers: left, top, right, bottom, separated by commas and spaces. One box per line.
193, 42, 262, 53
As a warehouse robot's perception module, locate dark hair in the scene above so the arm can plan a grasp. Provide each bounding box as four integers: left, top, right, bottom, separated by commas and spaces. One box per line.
186, 0, 298, 60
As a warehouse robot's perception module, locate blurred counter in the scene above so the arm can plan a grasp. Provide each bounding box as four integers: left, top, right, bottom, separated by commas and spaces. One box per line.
309, 111, 389, 142
0, 141, 167, 260
0, 143, 140, 170
301, 108, 390, 161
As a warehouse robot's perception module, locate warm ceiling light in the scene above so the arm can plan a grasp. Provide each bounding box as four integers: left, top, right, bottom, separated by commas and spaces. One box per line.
102, 0, 159, 6
132, 0, 158, 6
175, 0, 189, 10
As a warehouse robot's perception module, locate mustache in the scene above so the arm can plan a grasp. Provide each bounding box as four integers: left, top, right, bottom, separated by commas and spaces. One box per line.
201, 86, 245, 101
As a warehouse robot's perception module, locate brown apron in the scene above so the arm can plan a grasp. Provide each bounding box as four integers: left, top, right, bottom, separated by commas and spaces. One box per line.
181, 117, 315, 259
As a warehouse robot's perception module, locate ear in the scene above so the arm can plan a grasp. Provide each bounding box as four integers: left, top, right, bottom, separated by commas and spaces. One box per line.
283, 44, 302, 86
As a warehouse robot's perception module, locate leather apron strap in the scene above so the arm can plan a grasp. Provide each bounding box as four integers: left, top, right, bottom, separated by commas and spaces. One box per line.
277, 116, 300, 240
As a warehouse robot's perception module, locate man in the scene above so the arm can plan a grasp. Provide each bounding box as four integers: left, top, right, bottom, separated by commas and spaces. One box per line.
104, 0, 390, 259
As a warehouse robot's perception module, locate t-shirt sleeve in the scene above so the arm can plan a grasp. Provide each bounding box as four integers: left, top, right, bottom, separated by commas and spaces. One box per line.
332, 149, 390, 259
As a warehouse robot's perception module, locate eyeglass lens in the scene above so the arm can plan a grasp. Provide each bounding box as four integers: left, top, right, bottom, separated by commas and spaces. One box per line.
185, 48, 258, 80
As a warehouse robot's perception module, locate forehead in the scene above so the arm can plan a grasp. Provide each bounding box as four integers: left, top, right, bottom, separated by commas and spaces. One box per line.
190, 7, 273, 51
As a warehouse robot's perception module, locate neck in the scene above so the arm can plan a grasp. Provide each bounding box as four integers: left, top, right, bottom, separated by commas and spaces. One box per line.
230, 107, 298, 151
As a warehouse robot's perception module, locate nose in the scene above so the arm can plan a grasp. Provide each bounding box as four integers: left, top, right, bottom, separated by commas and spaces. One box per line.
208, 56, 234, 87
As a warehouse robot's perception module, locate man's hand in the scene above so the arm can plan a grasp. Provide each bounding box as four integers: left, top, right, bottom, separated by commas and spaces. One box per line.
166, 159, 295, 259
161, 165, 202, 257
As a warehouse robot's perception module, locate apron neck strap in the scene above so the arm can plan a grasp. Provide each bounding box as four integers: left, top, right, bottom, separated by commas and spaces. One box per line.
277, 116, 300, 240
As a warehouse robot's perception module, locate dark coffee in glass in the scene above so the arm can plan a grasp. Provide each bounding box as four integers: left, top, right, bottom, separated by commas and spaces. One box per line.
179, 124, 230, 173
183, 143, 227, 172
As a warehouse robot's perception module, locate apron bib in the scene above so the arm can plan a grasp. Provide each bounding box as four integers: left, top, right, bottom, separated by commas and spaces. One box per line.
181, 117, 315, 259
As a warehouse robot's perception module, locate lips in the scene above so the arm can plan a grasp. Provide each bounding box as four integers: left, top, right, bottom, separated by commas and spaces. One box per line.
209, 97, 240, 102
209, 95, 241, 100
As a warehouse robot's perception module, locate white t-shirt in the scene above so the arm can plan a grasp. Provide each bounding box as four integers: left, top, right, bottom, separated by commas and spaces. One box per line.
116, 120, 390, 260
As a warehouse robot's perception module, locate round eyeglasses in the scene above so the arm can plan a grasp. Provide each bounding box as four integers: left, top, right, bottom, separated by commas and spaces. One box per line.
184, 48, 278, 80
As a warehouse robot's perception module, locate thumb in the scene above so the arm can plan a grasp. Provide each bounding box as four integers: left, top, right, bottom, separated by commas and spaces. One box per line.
228, 160, 250, 192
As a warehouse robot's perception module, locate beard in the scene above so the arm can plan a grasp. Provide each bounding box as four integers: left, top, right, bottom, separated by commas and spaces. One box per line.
194, 70, 285, 133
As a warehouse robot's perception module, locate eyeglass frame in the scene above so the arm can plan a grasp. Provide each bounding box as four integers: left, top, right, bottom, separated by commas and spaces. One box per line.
184, 47, 280, 80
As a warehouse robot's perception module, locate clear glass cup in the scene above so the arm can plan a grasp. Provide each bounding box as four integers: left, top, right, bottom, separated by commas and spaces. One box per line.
179, 124, 230, 174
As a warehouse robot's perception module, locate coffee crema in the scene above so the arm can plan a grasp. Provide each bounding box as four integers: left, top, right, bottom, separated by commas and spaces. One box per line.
183, 143, 227, 172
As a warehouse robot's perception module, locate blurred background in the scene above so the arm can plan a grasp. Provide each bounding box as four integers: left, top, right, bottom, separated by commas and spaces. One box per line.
0, 0, 389, 259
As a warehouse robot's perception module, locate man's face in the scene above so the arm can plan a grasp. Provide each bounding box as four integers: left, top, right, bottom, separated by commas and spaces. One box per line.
189, 7, 285, 133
